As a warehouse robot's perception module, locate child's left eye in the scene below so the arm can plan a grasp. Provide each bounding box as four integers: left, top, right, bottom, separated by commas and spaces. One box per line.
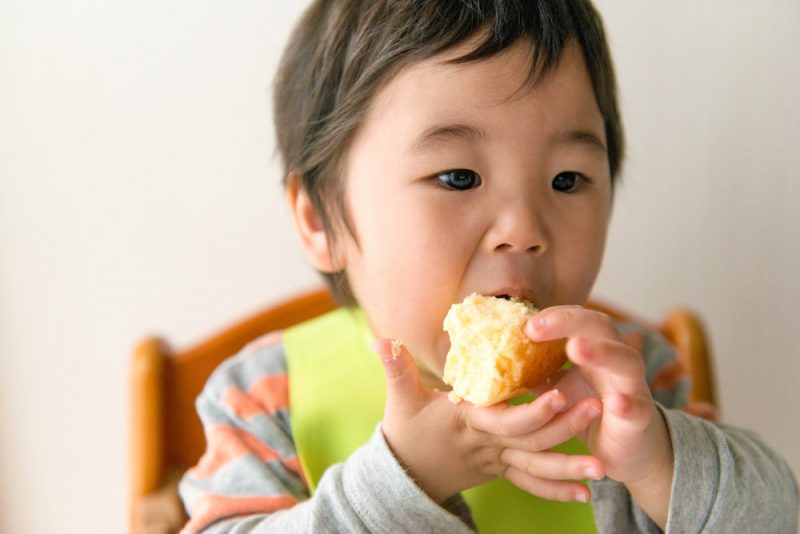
551, 171, 586, 193
436, 169, 482, 191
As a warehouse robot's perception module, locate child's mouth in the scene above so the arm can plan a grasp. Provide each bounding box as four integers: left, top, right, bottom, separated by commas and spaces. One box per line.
482, 287, 538, 304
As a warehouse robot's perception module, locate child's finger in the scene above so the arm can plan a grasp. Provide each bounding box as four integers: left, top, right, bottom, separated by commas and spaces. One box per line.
602, 391, 657, 436
526, 305, 619, 343
531, 368, 598, 408
500, 449, 605, 482
372, 338, 427, 415
566, 337, 645, 398
501, 398, 602, 452
465, 389, 567, 436
529, 369, 569, 397
503, 466, 592, 503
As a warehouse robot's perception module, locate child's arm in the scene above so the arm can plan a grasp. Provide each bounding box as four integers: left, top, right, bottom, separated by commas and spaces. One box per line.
658, 406, 798, 532
179, 340, 476, 533
527, 306, 799, 532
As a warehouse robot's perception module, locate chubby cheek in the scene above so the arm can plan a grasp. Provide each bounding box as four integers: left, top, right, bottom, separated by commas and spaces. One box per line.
356, 285, 452, 377
556, 228, 607, 304
350, 231, 463, 370
344, 181, 477, 370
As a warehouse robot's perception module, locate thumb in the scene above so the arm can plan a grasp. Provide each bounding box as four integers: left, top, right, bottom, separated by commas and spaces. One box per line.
372, 338, 427, 413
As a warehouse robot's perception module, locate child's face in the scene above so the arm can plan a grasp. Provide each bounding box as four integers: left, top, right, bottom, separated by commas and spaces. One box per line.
335, 39, 612, 377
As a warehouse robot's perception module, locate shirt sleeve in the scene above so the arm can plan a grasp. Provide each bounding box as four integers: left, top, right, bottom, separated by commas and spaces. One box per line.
178, 336, 475, 534
662, 409, 798, 533
591, 324, 799, 534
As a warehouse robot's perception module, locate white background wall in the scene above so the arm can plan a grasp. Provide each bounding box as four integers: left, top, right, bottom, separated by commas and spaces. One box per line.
1, 1, 797, 532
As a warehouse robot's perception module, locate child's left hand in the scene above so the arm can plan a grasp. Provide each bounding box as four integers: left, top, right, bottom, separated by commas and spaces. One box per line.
525, 305, 674, 527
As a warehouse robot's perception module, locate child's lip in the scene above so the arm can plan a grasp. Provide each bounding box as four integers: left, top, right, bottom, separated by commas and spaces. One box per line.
484, 287, 538, 304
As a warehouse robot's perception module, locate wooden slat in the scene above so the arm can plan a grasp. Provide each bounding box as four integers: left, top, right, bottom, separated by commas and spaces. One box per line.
129, 337, 171, 528
661, 309, 716, 406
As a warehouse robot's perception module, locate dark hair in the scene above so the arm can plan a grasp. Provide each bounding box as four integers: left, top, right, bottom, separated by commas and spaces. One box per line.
273, 0, 624, 305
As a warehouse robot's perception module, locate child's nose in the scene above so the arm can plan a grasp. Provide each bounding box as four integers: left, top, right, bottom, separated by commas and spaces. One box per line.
485, 200, 549, 255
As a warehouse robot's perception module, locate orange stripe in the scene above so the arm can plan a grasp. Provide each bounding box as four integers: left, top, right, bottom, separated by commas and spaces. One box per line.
649, 358, 687, 390
248, 374, 289, 414
222, 374, 289, 420
188, 425, 282, 479
222, 387, 264, 420
182, 494, 299, 533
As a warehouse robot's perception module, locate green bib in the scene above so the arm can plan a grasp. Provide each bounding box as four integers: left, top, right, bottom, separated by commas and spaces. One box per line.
284, 307, 597, 534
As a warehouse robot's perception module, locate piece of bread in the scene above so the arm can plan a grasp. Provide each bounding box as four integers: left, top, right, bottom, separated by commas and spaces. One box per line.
443, 293, 566, 407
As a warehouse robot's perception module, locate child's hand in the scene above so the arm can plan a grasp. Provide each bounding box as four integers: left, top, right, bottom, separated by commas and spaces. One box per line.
525, 306, 674, 527
372, 339, 605, 504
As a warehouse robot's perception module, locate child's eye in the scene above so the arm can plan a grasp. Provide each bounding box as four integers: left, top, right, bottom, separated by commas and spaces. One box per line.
551, 171, 586, 193
436, 169, 482, 191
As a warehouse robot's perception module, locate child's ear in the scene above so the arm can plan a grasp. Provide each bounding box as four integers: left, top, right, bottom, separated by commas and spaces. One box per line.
285, 172, 344, 273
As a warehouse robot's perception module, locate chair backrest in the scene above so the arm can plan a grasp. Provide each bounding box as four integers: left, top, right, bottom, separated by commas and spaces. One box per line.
129, 288, 715, 532
129, 288, 338, 530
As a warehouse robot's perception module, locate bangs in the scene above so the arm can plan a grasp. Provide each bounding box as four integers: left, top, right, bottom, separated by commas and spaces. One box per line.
417, 1, 574, 88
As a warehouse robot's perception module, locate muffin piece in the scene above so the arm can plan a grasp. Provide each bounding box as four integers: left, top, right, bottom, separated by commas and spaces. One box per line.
443, 293, 566, 407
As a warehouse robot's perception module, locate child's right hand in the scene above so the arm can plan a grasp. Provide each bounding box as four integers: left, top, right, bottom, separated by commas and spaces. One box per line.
372, 339, 605, 504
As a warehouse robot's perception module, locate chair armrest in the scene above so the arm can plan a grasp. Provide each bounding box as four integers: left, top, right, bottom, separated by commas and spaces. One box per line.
132, 468, 187, 534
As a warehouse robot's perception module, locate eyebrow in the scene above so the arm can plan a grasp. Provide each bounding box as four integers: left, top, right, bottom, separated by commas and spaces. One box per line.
409, 123, 488, 154
409, 123, 608, 155
553, 128, 607, 154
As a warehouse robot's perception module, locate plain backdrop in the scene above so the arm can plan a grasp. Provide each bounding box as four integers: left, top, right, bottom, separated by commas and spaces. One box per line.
1, 1, 798, 532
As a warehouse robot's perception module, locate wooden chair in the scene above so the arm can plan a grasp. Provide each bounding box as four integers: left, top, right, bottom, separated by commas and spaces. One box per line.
129, 288, 716, 533
129, 288, 338, 533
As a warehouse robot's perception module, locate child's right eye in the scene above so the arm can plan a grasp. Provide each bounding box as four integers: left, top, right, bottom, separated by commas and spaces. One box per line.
436, 169, 483, 191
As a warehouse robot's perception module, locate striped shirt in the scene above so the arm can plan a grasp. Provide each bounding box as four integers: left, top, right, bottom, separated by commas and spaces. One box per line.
179, 324, 797, 533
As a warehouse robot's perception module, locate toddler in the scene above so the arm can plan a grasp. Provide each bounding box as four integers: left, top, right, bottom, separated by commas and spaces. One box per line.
178, 1, 798, 532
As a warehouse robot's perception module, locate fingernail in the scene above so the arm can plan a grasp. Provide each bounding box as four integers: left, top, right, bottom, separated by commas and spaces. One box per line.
534, 315, 546, 329
584, 467, 602, 480
572, 336, 588, 355
550, 390, 566, 411
587, 405, 602, 418
575, 491, 589, 503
